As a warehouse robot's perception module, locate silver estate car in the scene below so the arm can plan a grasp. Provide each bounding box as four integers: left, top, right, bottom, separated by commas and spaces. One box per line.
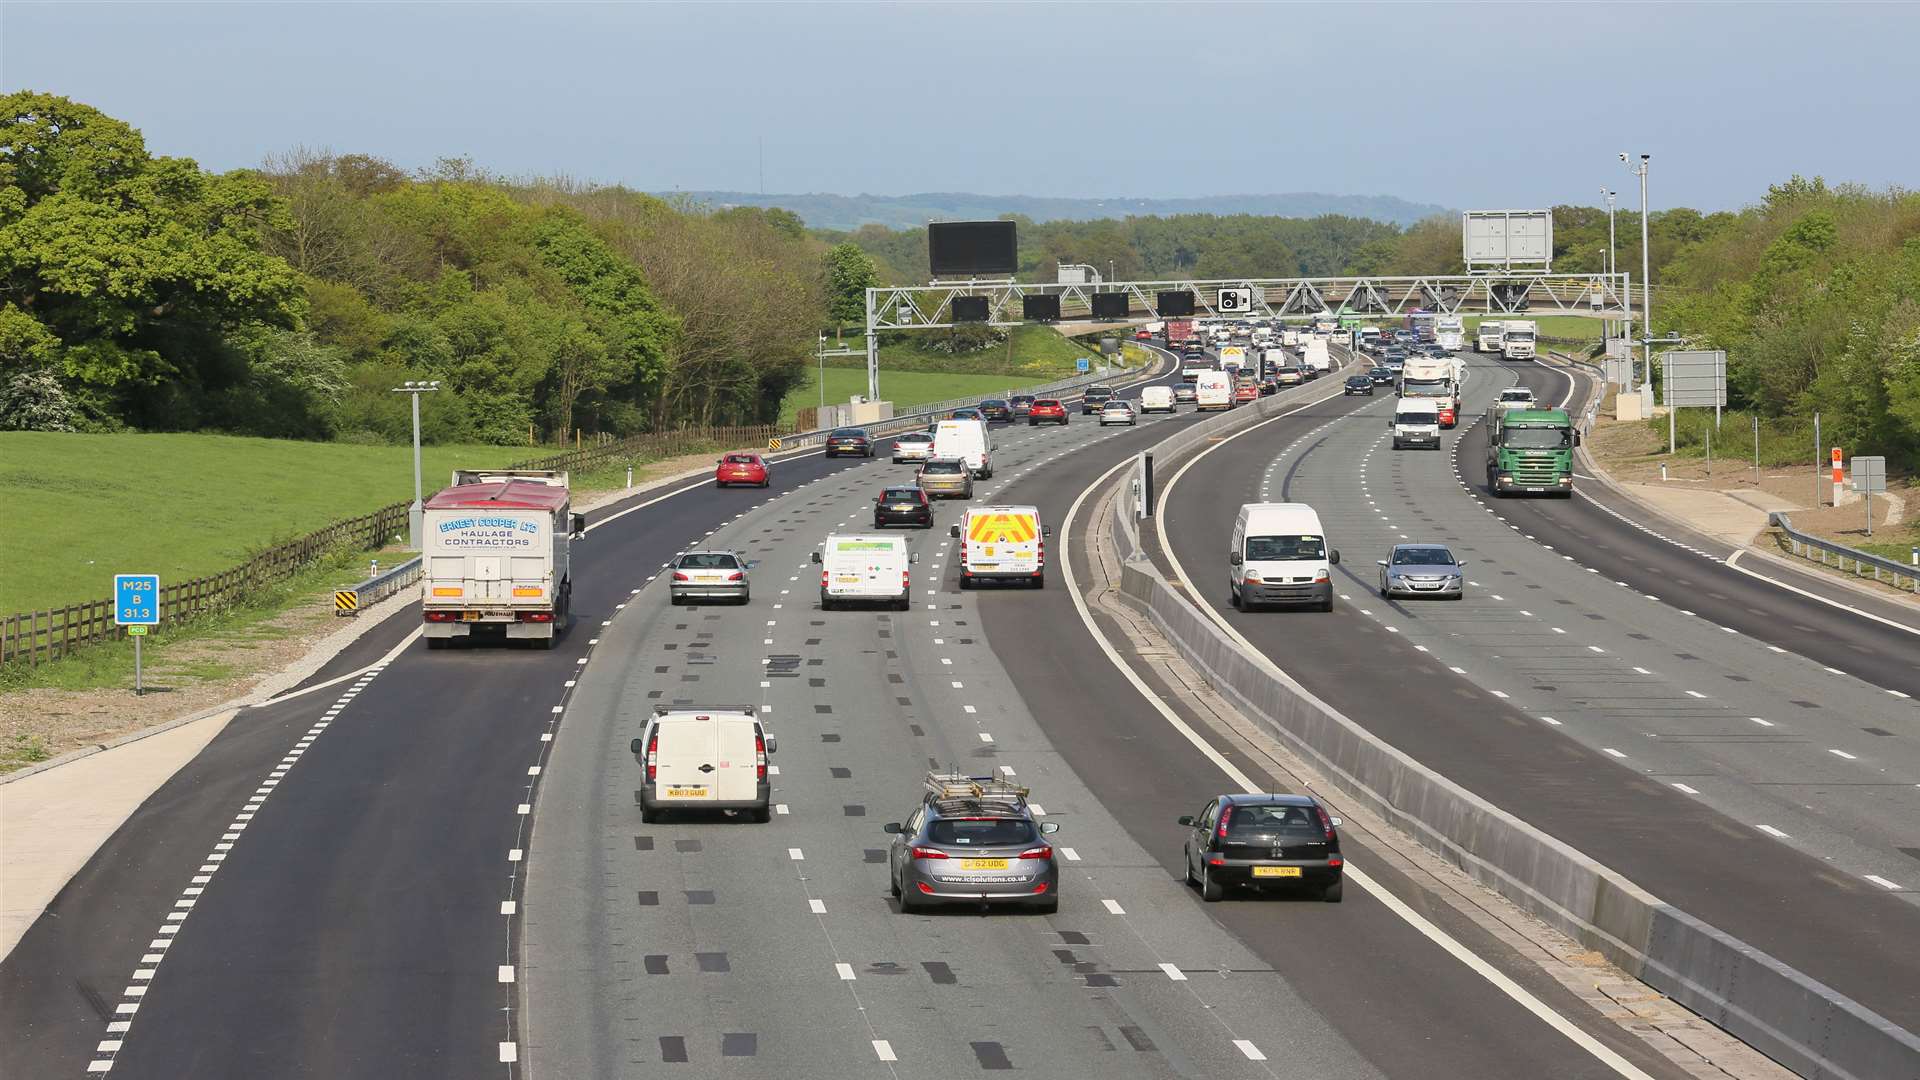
1098, 399, 1137, 426
1377, 543, 1465, 600
891, 431, 935, 464
669, 550, 751, 605
917, 457, 974, 500
885, 774, 1061, 914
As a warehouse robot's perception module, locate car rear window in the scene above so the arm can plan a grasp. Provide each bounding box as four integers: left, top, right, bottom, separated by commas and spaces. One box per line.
1227, 804, 1321, 835
923, 461, 964, 474
981, 400, 1007, 408
724, 454, 758, 464
882, 488, 922, 501
1034, 399, 1061, 408
832, 428, 866, 437
679, 553, 739, 569
928, 818, 1036, 846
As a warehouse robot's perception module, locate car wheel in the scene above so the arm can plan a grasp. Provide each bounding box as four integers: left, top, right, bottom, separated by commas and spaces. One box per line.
640, 805, 660, 824
1319, 598, 1334, 613
889, 866, 903, 898
898, 890, 922, 914
714, 480, 726, 488
532, 634, 555, 650
1184, 846, 1198, 886
1200, 863, 1224, 902
959, 575, 972, 590
1229, 584, 1241, 610
1322, 877, 1344, 903
760, 479, 770, 488
750, 804, 772, 824
820, 592, 835, 611
739, 590, 750, 606
1030, 895, 1059, 915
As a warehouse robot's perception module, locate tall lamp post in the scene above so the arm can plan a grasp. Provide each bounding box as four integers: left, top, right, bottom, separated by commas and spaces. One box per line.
1602, 188, 1617, 341
817, 332, 828, 414
1620, 155, 1651, 394
391, 380, 441, 550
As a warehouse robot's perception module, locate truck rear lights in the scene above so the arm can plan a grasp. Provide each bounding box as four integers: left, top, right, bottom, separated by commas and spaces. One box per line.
645, 731, 658, 782
512, 587, 543, 597
518, 612, 555, 623
424, 611, 458, 622
1207, 855, 1226, 866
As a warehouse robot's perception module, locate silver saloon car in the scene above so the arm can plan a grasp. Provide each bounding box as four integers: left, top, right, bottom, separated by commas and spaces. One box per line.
1377, 543, 1464, 600
669, 550, 751, 605
892, 431, 935, 464
1098, 399, 1137, 426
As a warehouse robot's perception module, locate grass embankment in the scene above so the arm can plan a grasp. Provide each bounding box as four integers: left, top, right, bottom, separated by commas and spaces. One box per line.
1463, 315, 1607, 349
780, 324, 1114, 427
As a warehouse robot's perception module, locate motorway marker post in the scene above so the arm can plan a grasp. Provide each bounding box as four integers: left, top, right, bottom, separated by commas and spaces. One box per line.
114, 573, 160, 695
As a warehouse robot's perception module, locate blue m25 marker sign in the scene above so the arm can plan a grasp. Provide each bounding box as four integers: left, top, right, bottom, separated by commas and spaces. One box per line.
114, 574, 160, 625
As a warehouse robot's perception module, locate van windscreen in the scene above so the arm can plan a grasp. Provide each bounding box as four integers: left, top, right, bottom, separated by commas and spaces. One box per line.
1245, 535, 1326, 560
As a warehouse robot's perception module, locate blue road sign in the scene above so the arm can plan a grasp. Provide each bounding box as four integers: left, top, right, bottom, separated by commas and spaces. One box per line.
115, 574, 160, 626
1076, 358, 1091, 373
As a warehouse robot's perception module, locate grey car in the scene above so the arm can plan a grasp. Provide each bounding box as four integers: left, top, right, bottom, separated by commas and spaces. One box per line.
1377, 543, 1465, 600
917, 457, 974, 500
891, 431, 935, 464
884, 774, 1061, 913
669, 550, 751, 605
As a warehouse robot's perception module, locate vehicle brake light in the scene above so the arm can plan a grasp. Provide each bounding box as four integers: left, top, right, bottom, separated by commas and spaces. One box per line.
1208, 855, 1226, 866
726, 571, 745, 582
1031, 882, 1050, 894
916, 881, 936, 894
424, 611, 457, 622
645, 731, 658, 782
1316, 806, 1336, 840
518, 611, 555, 622
1328, 857, 1343, 867
755, 731, 767, 780
672, 571, 690, 581
1217, 805, 1233, 839
910, 846, 949, 860
1017, 846, 1053, 861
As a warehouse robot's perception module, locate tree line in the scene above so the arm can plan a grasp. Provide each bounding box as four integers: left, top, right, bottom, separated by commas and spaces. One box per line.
0, 93, 829, 444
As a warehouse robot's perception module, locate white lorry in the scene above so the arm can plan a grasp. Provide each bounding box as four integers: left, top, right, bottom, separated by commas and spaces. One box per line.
1281, 328, 1302, 348
1477, 321, 1505, 354
1399, 357, 1462, 428
813, 534, 916, 610
421, 469, 585, 650
1301, 337, 1332, 374
1436, 315, 1466, 352
1502, 320, 1538, 360
933, 418, 993, 478
952, 504, 1050, 589
632, 707, 775, 823
1194, 369, 1234, 411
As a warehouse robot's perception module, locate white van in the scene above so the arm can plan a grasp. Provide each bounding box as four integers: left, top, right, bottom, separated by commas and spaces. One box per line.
813, 534, 916, 610
1194, 370, 1233, 411
1228, 503, 1339, 612
1139, 385, 1175, 413
1392, 398, 1441, 450
952, 505, 1049, 588
933, 418, 993, 478
1301, 338, 1332, 374
631, 707, 775, 823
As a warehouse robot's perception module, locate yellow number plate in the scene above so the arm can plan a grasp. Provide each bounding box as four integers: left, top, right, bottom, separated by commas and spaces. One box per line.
664, 786, 707, 798
960, 858, 1008, 871
835, 575, 860, 583
1252, 866, 1302, 878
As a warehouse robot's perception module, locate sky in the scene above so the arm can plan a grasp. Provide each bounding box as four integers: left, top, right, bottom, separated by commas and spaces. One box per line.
3, 1, 1916, 214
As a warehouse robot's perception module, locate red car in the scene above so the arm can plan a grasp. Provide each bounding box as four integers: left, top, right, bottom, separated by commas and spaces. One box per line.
715, 452, 769, 488
1134, 328, 1153, 340
1233, 380, 1260, 405
1027, 399, 1069, 426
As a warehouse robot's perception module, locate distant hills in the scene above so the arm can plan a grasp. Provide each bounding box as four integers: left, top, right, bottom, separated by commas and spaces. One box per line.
664, 191, 1452, 231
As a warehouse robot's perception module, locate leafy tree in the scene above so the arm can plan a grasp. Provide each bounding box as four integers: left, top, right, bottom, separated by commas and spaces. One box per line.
0, 368, 80, 430
824, 242, 878, 334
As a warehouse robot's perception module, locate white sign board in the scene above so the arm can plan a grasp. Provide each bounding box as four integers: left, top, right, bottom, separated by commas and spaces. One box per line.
1662, 350, 1727, 408
1216, 287, 1251, 314
1462, 210, 1554, 271
1851, 456, 1887, 494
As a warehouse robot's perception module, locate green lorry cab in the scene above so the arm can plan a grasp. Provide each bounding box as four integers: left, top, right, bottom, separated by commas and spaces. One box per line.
1485, 407, 1578, 497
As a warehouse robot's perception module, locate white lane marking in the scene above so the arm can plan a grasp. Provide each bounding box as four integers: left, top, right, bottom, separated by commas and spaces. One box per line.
775, 803, 790, 815
1758, 825, 1790, 838
1158, 962, 1187, 981
836, 962, 856, 981
1540, 716, 1562, 726
810, 898, 827, 913
1449, 666, 1467, 674
1490, 690, 1509, 699
1101, 898, 1126, 915
500, 901, 517, 915
873, 1040, 897, 1062
498, 965, 515, 983
1586, 645, 1605, 654
1722, 550, 1920, 637
1671, 783, 1700, 795
1864, 875, 1901, 890
1632, 667, 1652, 675
1750, 717, 1775, 727
499, 1043, 518, 1063
1235, 1039, 1268, 1061
1828, 749, 1858, 760
1061, 847, 1081, 861
978, 732, 993, 742
1062, 448, 1660, 1080
788, 847, 805, 860
1684, 690, 1707, 699
1602, 748, 1626, 759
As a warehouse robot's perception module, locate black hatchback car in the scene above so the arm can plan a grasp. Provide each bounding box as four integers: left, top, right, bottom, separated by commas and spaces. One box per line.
1368, 366, 1396, 385
977, 399, 1013, 423
826, 428, 873, 457
1178, 793, 1343, 902
1343, 375, 1374, 396
874, 485, 933, 529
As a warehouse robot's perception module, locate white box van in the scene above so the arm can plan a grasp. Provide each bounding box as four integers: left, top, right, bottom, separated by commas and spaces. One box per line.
1228, 504, 1339, 612
1301, 338, 1332, 374
631, 707, 775, 823
1392, 398, 1441, 450
813, 534, 916, 610
1139, 385, 1175, 413
933, 418, 993, 478
1195, 370, 1233, 411
951, 505, 1050, 589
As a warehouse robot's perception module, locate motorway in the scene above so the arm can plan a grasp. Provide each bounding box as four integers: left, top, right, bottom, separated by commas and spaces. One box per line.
0, 338, 1905, 1079
1145, 344, 1920, 1038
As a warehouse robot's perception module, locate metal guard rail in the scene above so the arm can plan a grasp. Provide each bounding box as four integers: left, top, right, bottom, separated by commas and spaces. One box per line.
1767, 512, 1919, 593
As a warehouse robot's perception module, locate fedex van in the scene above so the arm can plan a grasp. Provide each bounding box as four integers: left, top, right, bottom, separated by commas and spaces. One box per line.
813, 534, 917, 610
1195, 370, 1233, 411
952, 505, 1050, 589
1228, 503, 1339, 612
933, 418, 993, 478
631, 707, 776, 823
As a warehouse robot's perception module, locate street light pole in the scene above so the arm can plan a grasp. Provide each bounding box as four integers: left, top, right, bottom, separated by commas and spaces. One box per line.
1621, 154, 1652, 399
391, 380, 442, 549
1602, 188, 1617, 341
818, 332, 827, 414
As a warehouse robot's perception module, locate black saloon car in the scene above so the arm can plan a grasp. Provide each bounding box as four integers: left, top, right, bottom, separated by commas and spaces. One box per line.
874, 485, 933, 528
1179, 793, 1343, 902
826, 428, 873, 457
1368, 366, 1396, 385
977, 399, 1013, 423
1343, 375, 1374, 396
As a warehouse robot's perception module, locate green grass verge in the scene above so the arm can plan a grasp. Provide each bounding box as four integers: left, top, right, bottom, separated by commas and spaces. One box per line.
0, 544, 375, 696
781, 326, 1120, 426
1462, 314, 1607, 345
0, 432, 537, 615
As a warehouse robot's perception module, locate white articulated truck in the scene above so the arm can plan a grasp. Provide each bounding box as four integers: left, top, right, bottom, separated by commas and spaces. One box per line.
422, 469, 585, 649
1502, 320, 1538, 360
1399, 357, 1462, 428
1477, 321, 1505, 354
1436, 315, 1466, 352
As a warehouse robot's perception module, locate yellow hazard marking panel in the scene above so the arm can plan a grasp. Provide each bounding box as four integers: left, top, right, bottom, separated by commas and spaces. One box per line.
334, 590, 359, 614
966, 513, 1038, 543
